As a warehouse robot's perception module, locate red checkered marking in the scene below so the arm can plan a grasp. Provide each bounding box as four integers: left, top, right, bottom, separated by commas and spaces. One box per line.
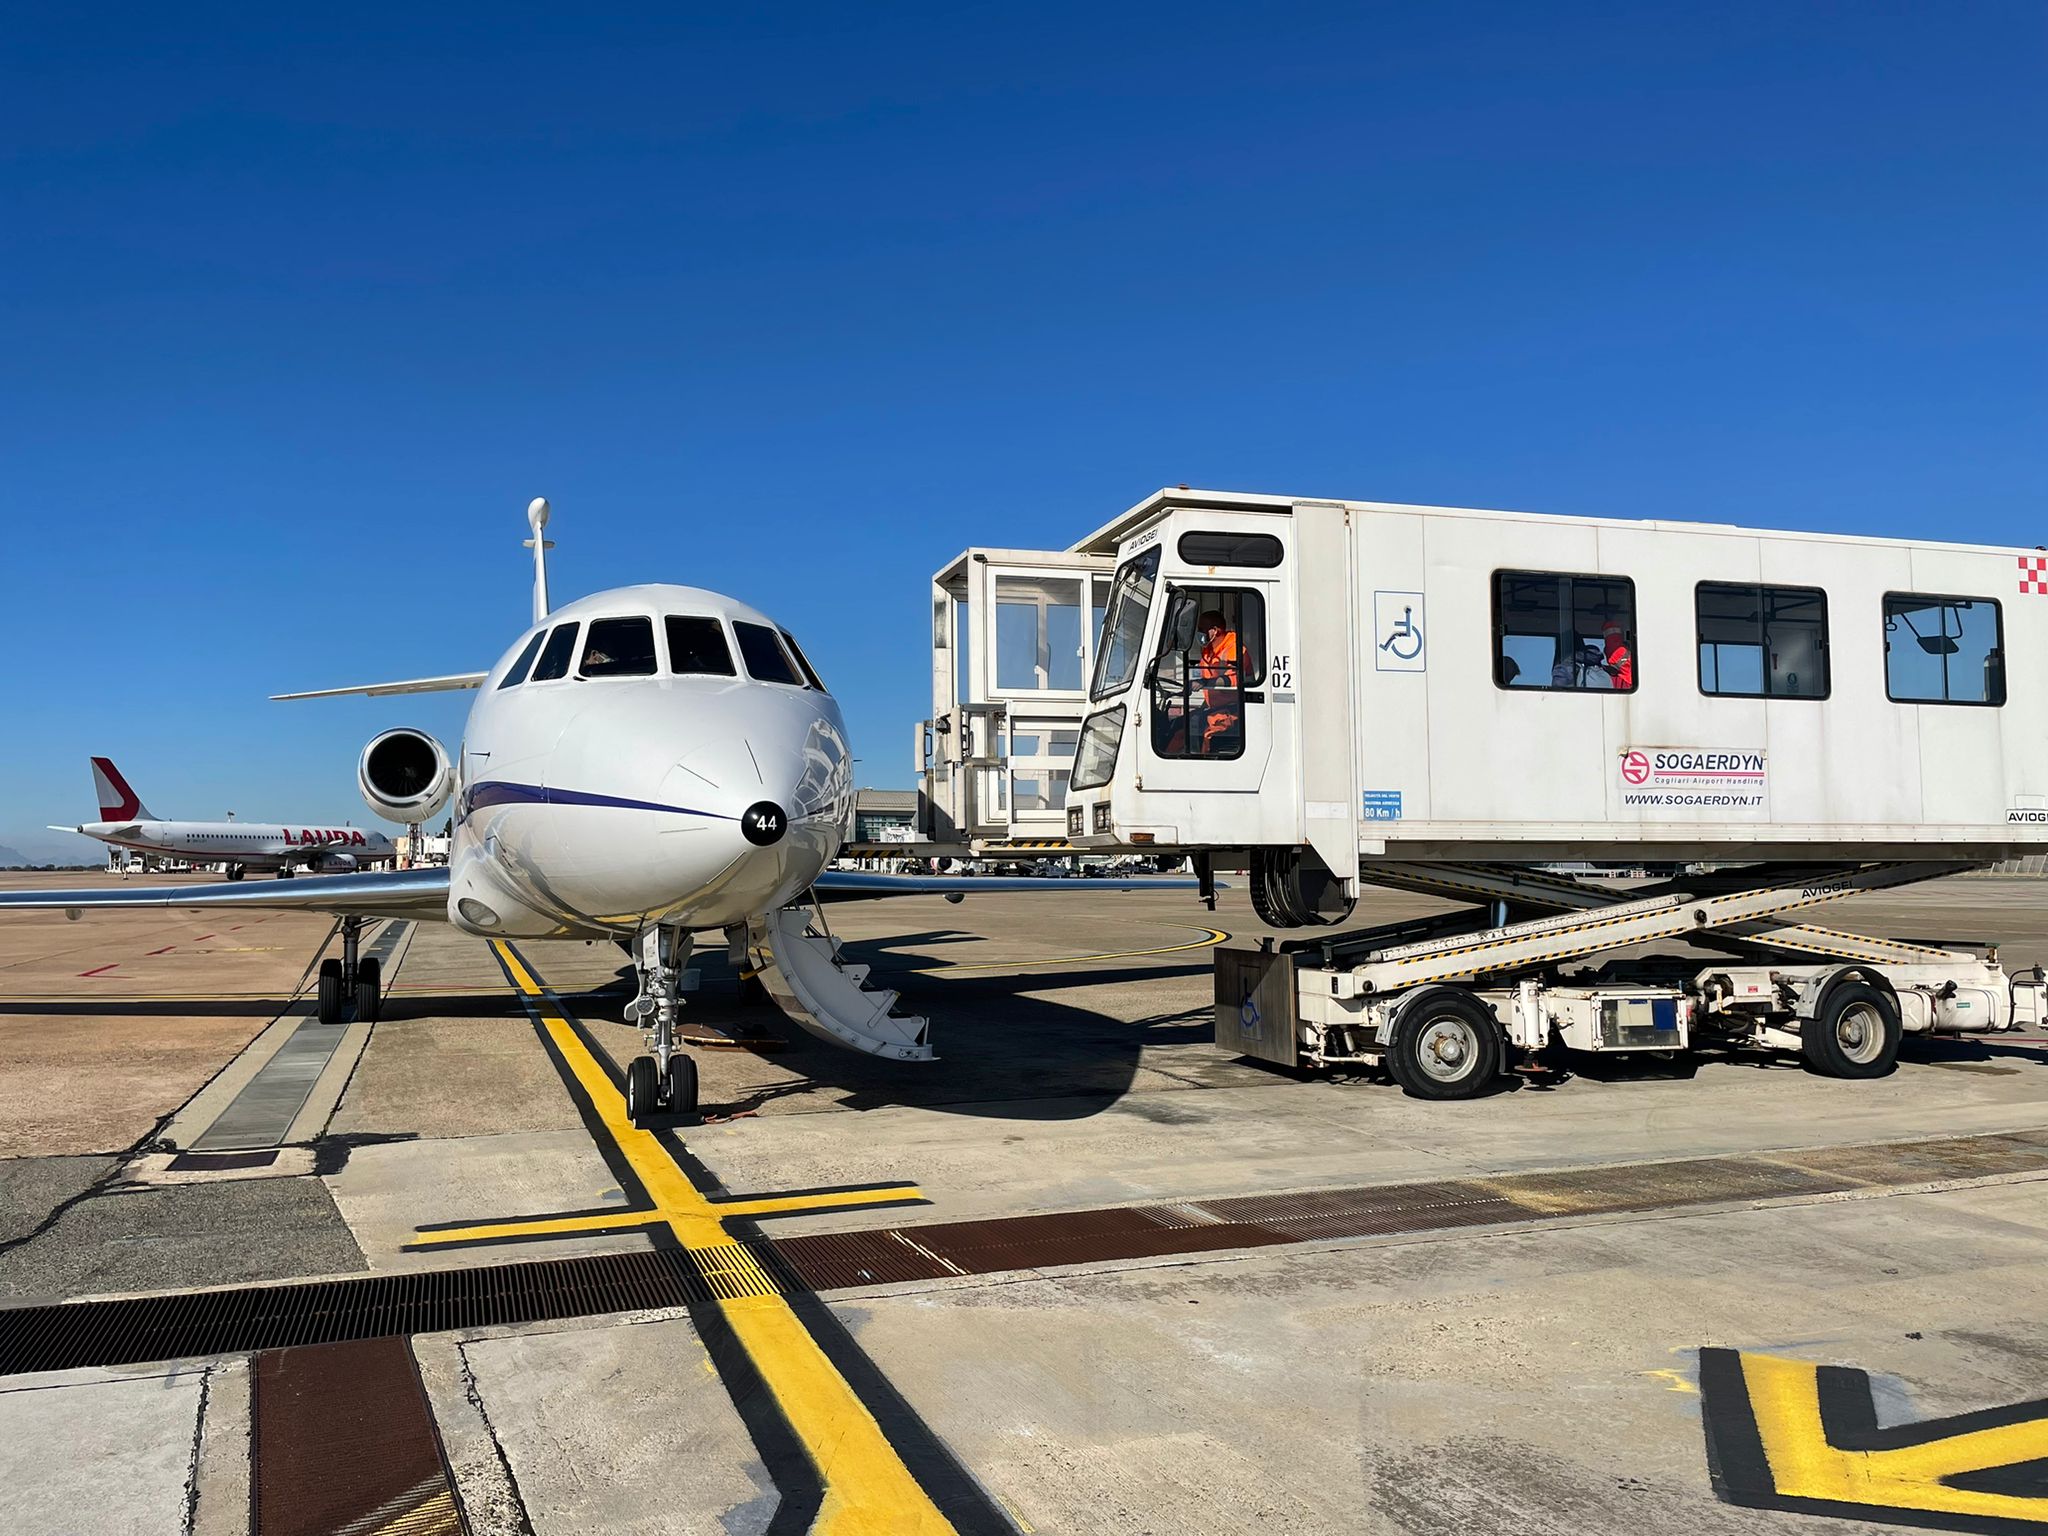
2022, 555, 2048, 596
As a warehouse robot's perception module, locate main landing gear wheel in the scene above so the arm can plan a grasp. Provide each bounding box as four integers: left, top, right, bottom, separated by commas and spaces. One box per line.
354, 955, 382, 1024
1803, 981, 1901, 1080
1385, 989, 1502, 1100
317, 959, 345, 1024
226, 865, 246, 882
316, 915, 375, 1025
626, 1057, 659, 1124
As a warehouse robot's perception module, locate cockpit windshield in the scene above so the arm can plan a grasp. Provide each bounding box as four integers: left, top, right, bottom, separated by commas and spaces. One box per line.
497, 630, 547, 690
1089, 546, 1161, 700
735, 621, 802, 686
665, 616, 736, 676
531, 622, 581, 681
580, 617, 659, 678
780, 629, 826, 690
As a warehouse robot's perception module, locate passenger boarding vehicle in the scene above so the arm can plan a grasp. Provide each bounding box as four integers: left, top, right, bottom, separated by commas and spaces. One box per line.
922, 489, 2048, 1096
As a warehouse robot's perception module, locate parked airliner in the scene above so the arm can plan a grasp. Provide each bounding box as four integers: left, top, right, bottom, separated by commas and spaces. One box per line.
2, 500, 1182, 1120
54, 758, 397, 878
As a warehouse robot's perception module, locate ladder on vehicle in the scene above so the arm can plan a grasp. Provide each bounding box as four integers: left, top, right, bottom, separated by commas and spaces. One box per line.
1302, 860, 1984, 998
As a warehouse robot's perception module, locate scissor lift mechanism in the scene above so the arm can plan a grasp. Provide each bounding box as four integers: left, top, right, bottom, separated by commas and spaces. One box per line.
1219, 860, 2048, 1098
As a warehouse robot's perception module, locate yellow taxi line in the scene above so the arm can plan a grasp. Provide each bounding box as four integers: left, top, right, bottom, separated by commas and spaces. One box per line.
490, 941, 961, 1535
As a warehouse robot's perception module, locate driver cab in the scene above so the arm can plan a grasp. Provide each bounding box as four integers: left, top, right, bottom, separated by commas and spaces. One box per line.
1067, 505, 1298, 846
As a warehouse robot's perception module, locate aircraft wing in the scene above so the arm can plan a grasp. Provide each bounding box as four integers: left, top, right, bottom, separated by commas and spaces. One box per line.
272, 672, 487, 700
815, 870, 1202, 900
0, 866, 449, 921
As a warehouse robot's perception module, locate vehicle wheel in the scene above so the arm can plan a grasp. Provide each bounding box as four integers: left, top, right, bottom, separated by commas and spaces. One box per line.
625, 1057, 659, 1124
1803, 981, 1900, 1080
354, 956, 381, 1024
664, 1052, 698, 1116
316, 958, 344, 1024
1386, 989, 1503, 1100
1249, 853, 1287, 927
227, 865, 245, 882
275, 867, 292, 879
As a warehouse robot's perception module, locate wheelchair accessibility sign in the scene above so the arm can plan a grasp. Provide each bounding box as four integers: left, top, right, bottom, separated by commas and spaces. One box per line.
1374, 591, 1426, 672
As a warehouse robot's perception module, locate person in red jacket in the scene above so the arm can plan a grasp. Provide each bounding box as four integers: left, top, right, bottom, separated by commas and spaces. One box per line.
1601, 619, 1634, 690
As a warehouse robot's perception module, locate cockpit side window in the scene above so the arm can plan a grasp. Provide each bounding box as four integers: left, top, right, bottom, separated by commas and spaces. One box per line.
665, 616, 737, 676
530, 622, 581, 682
734, 621, 802, 686
580, 617, 659, 678
780, 629, 826, 690
497, 630, 547, 690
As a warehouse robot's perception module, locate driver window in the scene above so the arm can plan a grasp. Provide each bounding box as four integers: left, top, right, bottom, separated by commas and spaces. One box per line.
1149, 588, 1265, 760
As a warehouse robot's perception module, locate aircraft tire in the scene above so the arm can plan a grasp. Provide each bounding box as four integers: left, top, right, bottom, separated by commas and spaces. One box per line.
316, 959, 345, 1025
664, 1052, 698, 1117
227, 866, 245, 882
355, 957, 381, 1024
626, 1057, 658, 1124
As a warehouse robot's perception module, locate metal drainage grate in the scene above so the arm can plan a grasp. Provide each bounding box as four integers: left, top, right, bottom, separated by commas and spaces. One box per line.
0, 1247, 716, 1377
8, 1129, 2048, 1377
255, 1336, 459, 1536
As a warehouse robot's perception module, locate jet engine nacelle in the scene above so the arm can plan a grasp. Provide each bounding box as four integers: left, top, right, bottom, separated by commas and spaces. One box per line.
359, 728, 455, 826
304, 851, 360, 874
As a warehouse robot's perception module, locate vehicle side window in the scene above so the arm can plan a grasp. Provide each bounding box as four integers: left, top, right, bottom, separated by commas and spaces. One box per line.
1697, 582, 1829, 698
530, 622, 581, 682
497, 631, 547, 690
1176, 531, 1284, 568
734, 621, 801, 685
780, 629, 826, 690
1493, 570, 1637, 692
580, 616, 658, 678
1148, 587, 1265, 760
664, 616, 736, 676
1885, 593, 2005, 705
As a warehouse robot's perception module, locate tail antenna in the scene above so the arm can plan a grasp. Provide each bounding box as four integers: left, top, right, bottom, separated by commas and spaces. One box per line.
523, 497, 555, 623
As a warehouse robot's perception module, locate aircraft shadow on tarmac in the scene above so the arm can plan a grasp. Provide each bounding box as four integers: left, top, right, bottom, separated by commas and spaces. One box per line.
617, 930, 1243, 1121
0, 991, 624, 1022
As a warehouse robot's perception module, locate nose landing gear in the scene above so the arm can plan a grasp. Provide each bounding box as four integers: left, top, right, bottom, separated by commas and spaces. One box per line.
626, 925, 699, 1124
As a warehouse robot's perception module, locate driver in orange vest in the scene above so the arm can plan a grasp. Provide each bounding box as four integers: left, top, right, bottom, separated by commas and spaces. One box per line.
1196, 610, 1241, 751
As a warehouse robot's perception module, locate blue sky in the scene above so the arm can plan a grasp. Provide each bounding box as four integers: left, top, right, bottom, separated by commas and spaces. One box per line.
3, 2, 2042, 857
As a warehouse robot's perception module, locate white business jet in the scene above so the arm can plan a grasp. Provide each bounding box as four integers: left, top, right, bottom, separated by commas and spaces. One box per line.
54, 757, 398, 878
2, 500, 1178, 1121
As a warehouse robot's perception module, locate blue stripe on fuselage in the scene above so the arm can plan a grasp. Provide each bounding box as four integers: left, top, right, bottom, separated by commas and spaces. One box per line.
462, 781, 734, 821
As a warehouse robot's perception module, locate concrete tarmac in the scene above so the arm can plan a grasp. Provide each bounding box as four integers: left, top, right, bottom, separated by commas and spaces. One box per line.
2, 868, 2048, 1533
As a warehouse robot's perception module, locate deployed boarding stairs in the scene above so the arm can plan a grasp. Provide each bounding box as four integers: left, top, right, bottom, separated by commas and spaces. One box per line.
756, 905, 936, 1061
